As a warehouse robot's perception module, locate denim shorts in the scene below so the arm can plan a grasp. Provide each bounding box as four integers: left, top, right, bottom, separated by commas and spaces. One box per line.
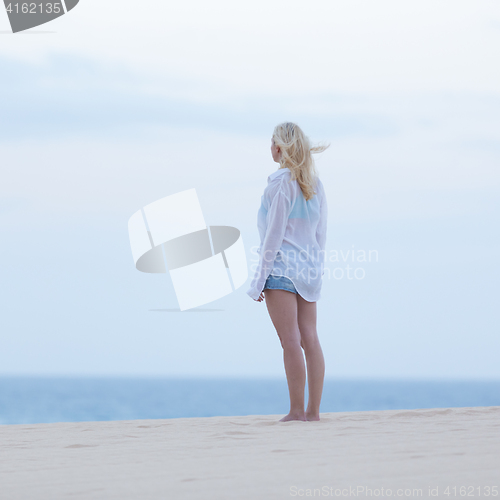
263, 274, 298, 294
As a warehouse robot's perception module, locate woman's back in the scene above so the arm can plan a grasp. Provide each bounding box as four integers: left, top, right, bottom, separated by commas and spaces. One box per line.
249, 166, 327, 302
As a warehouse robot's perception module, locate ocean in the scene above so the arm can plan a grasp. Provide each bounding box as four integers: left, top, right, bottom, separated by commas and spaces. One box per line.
0, 377, 499, 425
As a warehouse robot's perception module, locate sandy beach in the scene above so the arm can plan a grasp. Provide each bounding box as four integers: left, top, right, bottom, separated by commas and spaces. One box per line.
1, 406, 499, 499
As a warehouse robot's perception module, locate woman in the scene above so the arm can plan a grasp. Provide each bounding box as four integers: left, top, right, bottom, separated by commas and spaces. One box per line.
246, 122, 329, 422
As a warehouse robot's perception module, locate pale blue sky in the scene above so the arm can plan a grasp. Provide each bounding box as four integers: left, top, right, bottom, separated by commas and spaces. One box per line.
0, 1, 499, 378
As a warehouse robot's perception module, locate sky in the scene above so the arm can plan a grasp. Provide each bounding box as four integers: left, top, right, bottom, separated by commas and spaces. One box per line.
0, 0, 499, 379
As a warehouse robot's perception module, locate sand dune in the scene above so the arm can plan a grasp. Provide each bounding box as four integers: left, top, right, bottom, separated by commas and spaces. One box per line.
1, 406, 499, 499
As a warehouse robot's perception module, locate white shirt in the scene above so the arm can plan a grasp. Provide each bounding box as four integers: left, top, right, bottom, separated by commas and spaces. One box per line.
246, 166, 327, 302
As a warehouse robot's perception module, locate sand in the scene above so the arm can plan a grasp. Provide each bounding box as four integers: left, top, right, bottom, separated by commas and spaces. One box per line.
1, 406, 499, 499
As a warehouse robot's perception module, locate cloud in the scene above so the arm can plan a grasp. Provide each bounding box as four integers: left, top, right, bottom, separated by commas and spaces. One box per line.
0, 53, 402, 141
2, 0, 500, 95
1, 54, 499, 230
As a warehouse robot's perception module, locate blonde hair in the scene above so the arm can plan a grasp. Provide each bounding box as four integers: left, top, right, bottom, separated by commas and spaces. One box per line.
272, 122, 329, 201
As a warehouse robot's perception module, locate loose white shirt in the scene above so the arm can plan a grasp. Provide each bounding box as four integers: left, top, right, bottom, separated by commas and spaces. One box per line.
246, 166, 327, 302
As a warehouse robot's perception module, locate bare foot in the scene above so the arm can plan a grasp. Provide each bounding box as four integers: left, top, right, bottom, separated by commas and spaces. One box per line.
305, 412, 320, 421
279, 411, 307, 422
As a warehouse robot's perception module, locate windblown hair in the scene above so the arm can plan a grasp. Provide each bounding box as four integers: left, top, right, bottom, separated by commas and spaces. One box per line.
272, 122, 329, 201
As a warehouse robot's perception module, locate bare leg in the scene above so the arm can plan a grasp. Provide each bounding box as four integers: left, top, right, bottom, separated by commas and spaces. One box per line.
264, 288, 306, 422
297, 294, 324, 421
